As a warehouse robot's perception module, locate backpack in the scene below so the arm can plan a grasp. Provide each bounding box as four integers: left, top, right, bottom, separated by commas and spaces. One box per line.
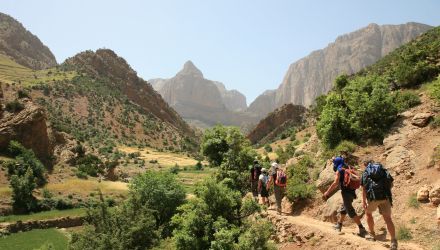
362, 163, 394, 202
342, 166, 361, 190
275, 169, 287, 187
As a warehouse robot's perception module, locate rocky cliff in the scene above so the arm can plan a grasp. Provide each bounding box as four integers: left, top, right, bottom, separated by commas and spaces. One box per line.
151, 61, 256, 128
0, 12, 57, 70
249, 22, 432, 117
247, 103, 306, 145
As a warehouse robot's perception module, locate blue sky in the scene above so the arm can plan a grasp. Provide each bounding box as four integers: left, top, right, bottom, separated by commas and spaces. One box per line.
1, 0, 439, 104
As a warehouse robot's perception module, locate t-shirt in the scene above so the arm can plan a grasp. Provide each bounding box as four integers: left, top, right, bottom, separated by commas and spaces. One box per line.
259, 174, 269, 185
250, 164, 262, 181
338, 168, 355, 194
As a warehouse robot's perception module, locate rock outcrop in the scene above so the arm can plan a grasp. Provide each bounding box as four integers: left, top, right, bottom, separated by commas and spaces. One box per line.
150, 61, 257, 128
247, 103, 306, 145
248, 22, 432, 117
0, 100, 52, 166
0, 12, 57, 70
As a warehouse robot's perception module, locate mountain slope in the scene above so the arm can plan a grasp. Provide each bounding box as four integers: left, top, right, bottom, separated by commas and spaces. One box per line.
249, 22, 432, 117
151, 61, 256, 128
0, 12, 57, 70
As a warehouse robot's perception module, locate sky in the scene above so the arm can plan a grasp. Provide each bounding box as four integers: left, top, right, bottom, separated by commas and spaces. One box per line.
1, 0, 439, 104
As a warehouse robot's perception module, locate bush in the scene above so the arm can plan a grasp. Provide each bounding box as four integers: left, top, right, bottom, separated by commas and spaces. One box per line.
275, 142, 295, 164
5, 99, 25, 113
74, 154, 104, 177
169, 164, 179, 174
427, 76, 440, 103
286, 157, 316, 201
17, 89, 30, 99
75, 170, 88, 179
393, 90, 421, 112
10, 168, 38, 213
408, 193, 419, 208
195, 161, 203, 171
431, 116, 440, 128
55, 198, 74, 210
264, 144, 272, 153
397, 225, 412, 240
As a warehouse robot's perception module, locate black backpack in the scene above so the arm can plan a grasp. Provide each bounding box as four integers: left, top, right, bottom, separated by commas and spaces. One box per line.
362, 163, 394, 203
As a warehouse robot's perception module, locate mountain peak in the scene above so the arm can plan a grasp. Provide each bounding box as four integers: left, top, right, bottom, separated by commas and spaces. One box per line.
177, 60, 203, 78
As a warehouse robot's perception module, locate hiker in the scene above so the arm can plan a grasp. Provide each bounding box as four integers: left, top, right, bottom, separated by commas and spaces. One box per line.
258, 168, 270, 206
268, 162, 287, 214
250, 160, 262, 201
361, 160, 398, 250
322, 156, 367, 237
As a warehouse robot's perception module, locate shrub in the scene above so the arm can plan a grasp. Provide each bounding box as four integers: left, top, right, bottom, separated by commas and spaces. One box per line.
55, 198, 74, 210
427, 76, 440, 103
5, 99, 25, 113
286, 157, 316, 201
195, 161, 203, 171
431, 116, 440, 128
17, 89, 30, 99
397, 225, 412, 240
264, 144, 272, 153
169, 164, 179, 174
75, 154, 104, 177
10, 168, 38, 213
75, 170, 88, 179
408, 193, 419, 208
393, 90, 421, 112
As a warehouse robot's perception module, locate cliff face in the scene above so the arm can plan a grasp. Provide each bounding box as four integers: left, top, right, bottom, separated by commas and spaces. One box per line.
151, 61, 256, 128
0, 12, 57, 69
247, 103, 307, 145
249, 22, 432, 117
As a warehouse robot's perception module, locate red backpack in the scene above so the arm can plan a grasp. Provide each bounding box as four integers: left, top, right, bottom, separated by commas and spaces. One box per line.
343, 166, 360, 190
275, 169, 287, 187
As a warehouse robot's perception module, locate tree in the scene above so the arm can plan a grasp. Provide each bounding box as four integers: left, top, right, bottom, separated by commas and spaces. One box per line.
200, 126, 229, 166
129, 171, 186, 236
10, 168, 37, 213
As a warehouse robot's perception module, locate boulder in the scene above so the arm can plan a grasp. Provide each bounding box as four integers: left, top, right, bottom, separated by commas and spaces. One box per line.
0, 101, 53, 167
416, 185, 431, 202
429, 184, 440, 206
316, 160, 335, 194
411, 112, 432, 127
385, 146, 415, 170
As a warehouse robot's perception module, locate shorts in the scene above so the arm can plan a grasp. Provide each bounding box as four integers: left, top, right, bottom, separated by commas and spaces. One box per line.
366, 199, 392, 216
260, 187, 269, 198
340, 190, 357, 218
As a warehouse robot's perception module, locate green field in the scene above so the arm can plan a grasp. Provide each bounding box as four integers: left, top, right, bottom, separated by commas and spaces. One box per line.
0, 208, 86, 223
0, 228, 68, 250
0, 53, 76, 86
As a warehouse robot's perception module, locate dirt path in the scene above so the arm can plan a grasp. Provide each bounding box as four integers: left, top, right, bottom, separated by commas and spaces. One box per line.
268, 210, 425, 250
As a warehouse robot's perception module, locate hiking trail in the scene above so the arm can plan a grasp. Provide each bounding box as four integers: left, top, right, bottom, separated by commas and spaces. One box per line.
267, 210, 425, 250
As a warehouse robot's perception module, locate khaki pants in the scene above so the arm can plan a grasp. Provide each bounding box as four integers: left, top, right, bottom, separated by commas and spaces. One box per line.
274, 185, 285, 211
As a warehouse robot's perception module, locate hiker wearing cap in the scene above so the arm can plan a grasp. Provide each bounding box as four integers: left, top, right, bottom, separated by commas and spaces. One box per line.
250, 160, 262, 201
267, 162, 287, 214
360, 160, 397, 250
323, 156, 367, 237
258, 168, 270, 206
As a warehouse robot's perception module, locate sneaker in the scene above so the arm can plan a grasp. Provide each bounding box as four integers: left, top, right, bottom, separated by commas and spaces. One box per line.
333, 223, 342, 232
390, 239, 398, 250
357, 227, 367, 238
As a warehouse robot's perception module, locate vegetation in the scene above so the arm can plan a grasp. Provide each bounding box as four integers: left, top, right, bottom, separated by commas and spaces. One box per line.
0, 228, 68, 250
201, 125, 256, 193
408, 193, 420, 208
5, 99, 24, 113
275, 142, 296, 164
0, 208, 86, 223
286, 156, 316, 201
393, 90, 421, 112
171, 179, 273, 250
397, 225, 413, 241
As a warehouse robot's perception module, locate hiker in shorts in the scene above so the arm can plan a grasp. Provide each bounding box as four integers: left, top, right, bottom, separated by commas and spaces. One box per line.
323, 156, 367, 236
258, 168, 270, 207
250, 160, 262, 201
361, 160, 398, 250
267, 162, 286, 214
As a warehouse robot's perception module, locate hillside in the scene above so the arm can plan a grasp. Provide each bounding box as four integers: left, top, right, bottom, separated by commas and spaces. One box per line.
248, 22, 432, 118
0, 13, 57, 70
150, 60, 258, 128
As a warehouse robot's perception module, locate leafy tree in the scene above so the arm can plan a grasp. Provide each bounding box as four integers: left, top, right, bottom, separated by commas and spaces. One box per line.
334, 74, 349, 92
285, 156, 316, 201
393, 90, 421, 112
200, 126, 229, 166
129, 171, 186, 235
10, 168, 37, 213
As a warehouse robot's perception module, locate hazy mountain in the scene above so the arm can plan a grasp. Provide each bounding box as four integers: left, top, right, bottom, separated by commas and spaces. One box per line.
150, 61, 256, 128
0, 12, 57, 70
248, 22, 432, 118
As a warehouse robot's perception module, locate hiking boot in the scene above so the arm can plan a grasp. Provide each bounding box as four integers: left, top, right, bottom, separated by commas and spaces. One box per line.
365, 232, 376, 241
390, 239, 398, 250
333, 223, 342, 232
357, 227, 367, 238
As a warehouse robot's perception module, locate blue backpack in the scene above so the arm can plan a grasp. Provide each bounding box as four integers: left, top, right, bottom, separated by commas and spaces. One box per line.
362, 163, 394, 202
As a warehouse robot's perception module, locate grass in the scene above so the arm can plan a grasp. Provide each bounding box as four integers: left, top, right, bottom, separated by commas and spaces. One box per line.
0, 54, 76, 86
45, 179, 128, 197
408, 193, 420, 208
0, 208, 86, 223
176, 167, 216, 193
119, 146, 200, 167
397, 225, 413, 241
0, 228, 68, 250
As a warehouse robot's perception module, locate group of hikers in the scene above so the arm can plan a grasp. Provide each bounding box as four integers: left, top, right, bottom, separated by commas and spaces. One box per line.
250, 156, 398, 250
